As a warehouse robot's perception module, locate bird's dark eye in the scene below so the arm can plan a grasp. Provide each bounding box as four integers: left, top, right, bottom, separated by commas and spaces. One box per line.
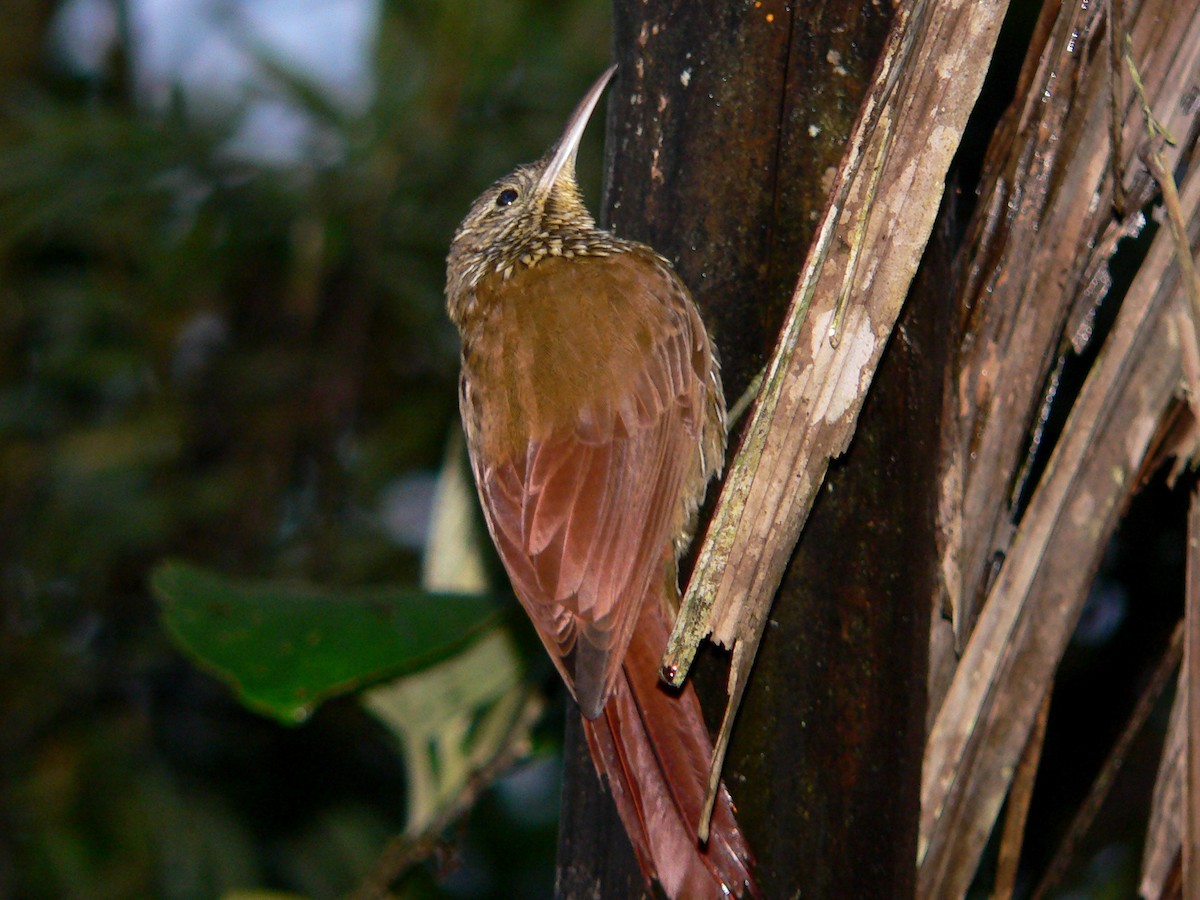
496, 188, 519, 207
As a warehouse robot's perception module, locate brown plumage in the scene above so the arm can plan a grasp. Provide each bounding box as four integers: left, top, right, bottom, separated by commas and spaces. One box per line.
446, 66, 757, 898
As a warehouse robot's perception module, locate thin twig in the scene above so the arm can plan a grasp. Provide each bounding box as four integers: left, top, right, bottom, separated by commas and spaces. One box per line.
1124, 34, 1200, 321
993, 688, 1052, 899
1032, 621, 1185, 900
1107, 0, 1127, 216
726, 368, 765, 431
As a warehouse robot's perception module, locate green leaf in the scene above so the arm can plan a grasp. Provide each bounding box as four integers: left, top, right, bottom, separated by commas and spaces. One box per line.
151, 561, 503, 724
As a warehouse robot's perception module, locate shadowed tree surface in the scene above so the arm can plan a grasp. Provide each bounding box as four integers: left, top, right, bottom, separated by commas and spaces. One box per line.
557, 1, 935, 896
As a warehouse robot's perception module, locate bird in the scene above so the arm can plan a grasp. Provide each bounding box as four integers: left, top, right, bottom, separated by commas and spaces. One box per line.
446, 65, 758, 899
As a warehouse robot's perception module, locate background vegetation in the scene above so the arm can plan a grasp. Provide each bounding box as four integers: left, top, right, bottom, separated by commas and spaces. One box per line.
0, 2, 611, 896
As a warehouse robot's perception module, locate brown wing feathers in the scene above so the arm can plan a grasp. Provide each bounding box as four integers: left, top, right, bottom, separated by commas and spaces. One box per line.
471, 252, 704, 715
462, 251, 756, 896
479, 394, 689, 716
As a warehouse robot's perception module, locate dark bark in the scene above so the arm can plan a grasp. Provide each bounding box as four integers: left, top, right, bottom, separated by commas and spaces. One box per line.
727, 204, 951, 895
602, 0, 893, 402
556, 711, 646, 898
556, 1, 937, 896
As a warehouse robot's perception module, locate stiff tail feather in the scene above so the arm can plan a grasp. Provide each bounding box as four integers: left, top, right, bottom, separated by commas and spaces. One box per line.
581, 597, 759, 899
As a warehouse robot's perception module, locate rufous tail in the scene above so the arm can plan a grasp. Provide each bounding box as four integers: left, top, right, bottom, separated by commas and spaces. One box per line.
581, 597, 760, 899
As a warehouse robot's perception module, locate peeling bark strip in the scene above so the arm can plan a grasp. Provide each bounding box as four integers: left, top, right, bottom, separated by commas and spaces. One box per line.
936, 0, 1200, 654
665, 0, 1013, 674
917, 0, 1200, 893
657, 0, 1010, 822
918, 142, 1200, 900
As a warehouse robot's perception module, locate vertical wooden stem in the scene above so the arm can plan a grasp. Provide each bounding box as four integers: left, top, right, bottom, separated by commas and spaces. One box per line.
993, 688, 1052, 899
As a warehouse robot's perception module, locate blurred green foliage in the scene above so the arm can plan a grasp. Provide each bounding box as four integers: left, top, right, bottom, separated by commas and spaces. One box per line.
0, 1, 610, 897
151, 562, 506, 724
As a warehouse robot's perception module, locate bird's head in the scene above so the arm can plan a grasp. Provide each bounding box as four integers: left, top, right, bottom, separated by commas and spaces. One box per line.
446, 65, 616, 309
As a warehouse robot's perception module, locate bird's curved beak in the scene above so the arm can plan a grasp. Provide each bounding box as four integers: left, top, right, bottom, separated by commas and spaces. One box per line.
536, 65, 617, 197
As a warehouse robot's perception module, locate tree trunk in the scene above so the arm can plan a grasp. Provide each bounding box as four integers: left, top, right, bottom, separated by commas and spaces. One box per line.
556, 1, 938, 895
